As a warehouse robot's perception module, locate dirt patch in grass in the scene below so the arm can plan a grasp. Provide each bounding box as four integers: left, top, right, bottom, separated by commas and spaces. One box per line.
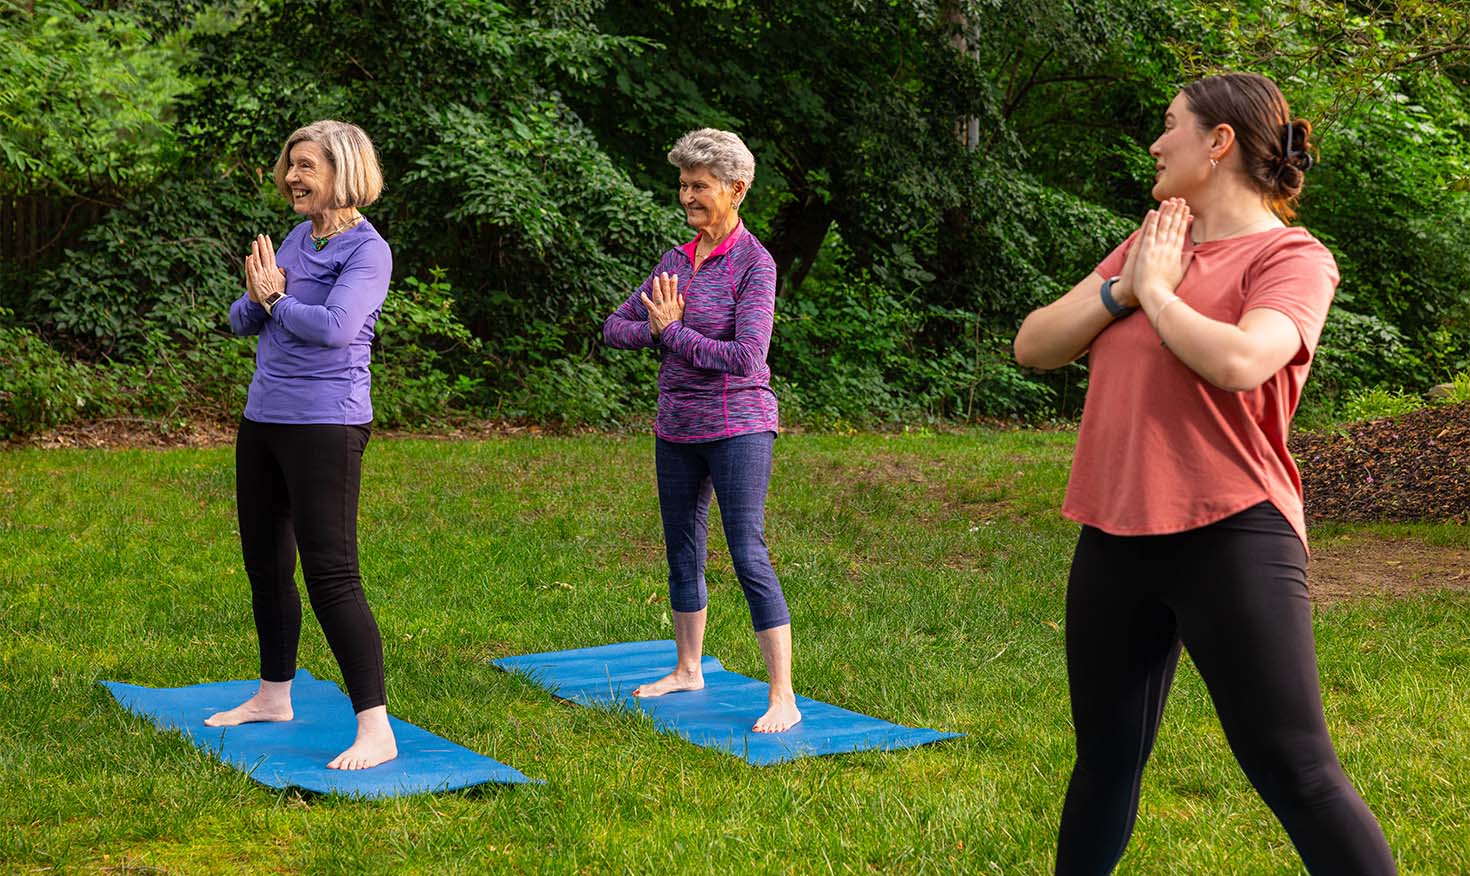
1310, 534, 1470, 602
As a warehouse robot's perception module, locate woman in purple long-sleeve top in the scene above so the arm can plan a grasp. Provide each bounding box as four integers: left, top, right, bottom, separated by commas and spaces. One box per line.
603, 128, 799, 733
207, 120, 397, 770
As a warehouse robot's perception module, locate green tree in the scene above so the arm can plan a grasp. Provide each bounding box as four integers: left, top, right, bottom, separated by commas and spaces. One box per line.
0, 0, 192, 196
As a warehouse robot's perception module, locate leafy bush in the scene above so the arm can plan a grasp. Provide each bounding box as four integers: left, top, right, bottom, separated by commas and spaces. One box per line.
0, 310, 260, 441
1432, 371, 1470, 405
511, 358, 654, 428
371, 271, 484, 428
0, 311, 104, 439
0, 0, 191, 195
1308, 307, 1420, 400
28, 175, 290, 356
1339, 387, 1428, 423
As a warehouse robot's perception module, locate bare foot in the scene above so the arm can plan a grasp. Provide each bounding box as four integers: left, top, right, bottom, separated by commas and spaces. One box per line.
753, 696, 801, 733
204, 680, 293, 726
327, 706, 397, 770
631, 668, 704, 697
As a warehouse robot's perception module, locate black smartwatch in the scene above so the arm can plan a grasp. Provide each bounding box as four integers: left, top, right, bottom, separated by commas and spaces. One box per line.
261, 290, 286, 315
1098, 276, 1137, 318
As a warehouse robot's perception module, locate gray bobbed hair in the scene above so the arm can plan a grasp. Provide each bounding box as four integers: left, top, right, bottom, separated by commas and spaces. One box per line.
667, 128, 756, 192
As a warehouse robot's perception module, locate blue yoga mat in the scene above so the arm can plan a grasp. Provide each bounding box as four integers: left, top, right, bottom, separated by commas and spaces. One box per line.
101, 669, 537, 797
493, 640, 962, 766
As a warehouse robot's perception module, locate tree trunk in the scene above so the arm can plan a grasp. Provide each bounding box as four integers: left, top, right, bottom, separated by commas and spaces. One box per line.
765, 192, 834, 294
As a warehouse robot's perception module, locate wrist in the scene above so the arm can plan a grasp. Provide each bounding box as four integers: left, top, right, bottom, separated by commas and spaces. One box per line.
261, 290, 286, 316
1098, 276, 1137, 319
1135, 281, 1175, 310
1111, 277, 1138, 308
1152, 295, 1185, 326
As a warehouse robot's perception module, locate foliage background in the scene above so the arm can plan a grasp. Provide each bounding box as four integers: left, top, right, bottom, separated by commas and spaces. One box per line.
2, 0, 1468, 438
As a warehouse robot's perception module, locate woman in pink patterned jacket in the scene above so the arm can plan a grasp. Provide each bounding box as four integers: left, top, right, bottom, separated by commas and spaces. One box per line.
603, 128, 798, 733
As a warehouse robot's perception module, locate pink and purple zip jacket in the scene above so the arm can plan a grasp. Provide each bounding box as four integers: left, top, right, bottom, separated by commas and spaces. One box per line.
603, 222, 780, 443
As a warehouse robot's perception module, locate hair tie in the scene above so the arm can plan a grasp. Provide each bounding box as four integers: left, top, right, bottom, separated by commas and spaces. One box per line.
1282, 120, 1314, 172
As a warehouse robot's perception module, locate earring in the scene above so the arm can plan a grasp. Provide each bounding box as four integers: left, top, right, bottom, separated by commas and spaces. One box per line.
1210, 158, 1218, 169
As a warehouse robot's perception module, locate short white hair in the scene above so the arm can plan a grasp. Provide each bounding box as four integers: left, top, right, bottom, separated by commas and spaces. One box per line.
667, 128, 755, 190
273, 120, 383, 208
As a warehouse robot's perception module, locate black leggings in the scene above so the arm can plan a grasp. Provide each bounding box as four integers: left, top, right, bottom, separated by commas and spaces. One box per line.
1056, 502, 1395, 875
235, 418, 386, 713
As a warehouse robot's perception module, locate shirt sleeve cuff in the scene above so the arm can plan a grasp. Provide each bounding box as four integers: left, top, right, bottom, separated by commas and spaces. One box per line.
659, 320, 685, 349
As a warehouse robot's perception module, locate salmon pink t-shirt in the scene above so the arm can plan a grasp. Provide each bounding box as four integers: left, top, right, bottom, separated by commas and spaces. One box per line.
1062, 226, 1338, 548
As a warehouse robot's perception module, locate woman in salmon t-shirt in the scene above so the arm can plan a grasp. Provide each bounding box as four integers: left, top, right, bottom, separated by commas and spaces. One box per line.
1014, 73, 1395, 875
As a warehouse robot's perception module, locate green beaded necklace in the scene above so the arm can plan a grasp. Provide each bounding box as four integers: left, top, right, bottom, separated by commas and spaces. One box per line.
310, 213, 362, 251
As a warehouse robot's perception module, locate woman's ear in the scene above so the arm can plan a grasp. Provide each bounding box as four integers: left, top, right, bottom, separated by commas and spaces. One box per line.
1211, 123, 1237, 163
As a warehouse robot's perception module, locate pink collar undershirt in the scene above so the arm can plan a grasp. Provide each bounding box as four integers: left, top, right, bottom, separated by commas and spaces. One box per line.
681, 219, 745, 272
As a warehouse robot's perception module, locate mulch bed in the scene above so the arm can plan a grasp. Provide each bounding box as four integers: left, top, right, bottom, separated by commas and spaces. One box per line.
1292, 401, 1470, 525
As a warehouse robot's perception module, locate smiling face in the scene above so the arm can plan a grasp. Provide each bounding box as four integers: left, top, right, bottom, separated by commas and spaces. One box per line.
678, 166, 741, 234
283, 140, 338, 217
1149, 92, 1218, 203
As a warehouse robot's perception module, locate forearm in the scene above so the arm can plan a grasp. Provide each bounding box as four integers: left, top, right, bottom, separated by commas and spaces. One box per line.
661, 321, 766, 375
603, 312, 655, 349
1013, 274, 1117, 369
269, 298, 362, 347
1140, 287, 1290, 392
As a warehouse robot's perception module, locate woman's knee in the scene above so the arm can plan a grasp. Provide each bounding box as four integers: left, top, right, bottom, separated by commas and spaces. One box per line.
667, 577, 708, 613
1236, 737, 1348, 807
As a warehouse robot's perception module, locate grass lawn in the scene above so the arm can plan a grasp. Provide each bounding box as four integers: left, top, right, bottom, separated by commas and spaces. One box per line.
2, 429, 1466, 874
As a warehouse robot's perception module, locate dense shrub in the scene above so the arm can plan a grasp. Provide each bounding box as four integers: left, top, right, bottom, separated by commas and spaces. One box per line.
370, 271, 485, 427
28, 176, 290, 356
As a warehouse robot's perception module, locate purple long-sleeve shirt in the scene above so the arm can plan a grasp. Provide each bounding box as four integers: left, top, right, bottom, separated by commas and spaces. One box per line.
229, 219, 391, 424
603, 222, 780, 442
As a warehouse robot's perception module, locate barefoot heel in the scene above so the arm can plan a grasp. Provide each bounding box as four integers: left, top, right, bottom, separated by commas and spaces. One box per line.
101, 670, 539, 796
493, 640, 963, 766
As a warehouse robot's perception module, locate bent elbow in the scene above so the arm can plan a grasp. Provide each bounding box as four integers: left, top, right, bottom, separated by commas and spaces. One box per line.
1013, 320, 1053, 370
1014, 335, 1036, 369
1212, 357, 1270, 394
320, 326, 357, 348
1014, 335, 1064, 371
